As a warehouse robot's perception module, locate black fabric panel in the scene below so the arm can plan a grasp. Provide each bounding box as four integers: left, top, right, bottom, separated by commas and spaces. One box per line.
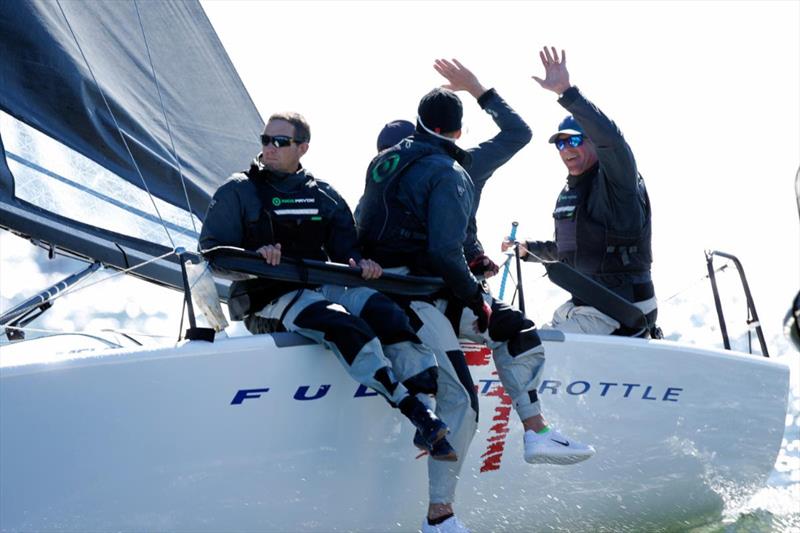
528, 389, 539, 404
373, 367, 398, 398
488, 298, 533, 342
360, 292, 421, 345
446, 349, 479, 422
293, 300, 375, 366
403, 367, 438, 396
507, 326, 542, 357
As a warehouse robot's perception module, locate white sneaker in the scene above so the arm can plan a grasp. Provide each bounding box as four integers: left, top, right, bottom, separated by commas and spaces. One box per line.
523, 428, 595, 465
421, 515, 470, 533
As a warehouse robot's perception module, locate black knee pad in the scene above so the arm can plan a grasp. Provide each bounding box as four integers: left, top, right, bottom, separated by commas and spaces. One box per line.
373, 366, 400, 402
403, 366, 439, 396
488, 300, 534, 342
361, 293, 421, 345
294, 300, 375, 365
507, 326, 542, 357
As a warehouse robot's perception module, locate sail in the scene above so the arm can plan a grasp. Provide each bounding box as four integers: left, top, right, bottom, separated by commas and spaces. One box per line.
0, 0, 262, 289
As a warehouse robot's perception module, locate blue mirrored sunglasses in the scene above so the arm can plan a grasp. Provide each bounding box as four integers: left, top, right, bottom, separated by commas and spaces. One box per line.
555, 135, 584, 151
260, 134, 301, 148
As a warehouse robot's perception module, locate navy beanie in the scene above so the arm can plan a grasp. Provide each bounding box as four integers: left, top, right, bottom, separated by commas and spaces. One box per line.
417, 87, 463, 134
377, 119, 415, 151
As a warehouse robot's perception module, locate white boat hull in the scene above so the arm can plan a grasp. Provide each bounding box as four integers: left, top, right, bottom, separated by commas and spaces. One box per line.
0, 331, 789, 532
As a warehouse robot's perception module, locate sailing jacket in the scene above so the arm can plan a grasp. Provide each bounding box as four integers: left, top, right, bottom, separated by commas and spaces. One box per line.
524, 86, 654, 304
355, 132, 481, 305
461, 89, 532, 262
199, 158, 363, 316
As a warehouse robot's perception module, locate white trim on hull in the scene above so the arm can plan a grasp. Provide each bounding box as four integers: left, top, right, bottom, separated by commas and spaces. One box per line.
0, 332, 789, 532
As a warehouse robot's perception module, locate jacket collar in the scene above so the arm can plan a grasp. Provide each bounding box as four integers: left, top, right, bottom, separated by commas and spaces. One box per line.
248, 154, 309, 186
411, 131, 472, 168
566, 161, 599, 189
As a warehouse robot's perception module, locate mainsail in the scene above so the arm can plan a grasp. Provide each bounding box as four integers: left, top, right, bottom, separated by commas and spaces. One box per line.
0, 0, 263, 290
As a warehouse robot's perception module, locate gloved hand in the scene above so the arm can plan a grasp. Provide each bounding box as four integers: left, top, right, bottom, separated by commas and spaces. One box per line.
468, 254, 500, 278
466, 287, 492, 333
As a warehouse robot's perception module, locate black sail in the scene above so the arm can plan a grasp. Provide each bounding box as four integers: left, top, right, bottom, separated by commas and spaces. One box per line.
0, 0, 263, 289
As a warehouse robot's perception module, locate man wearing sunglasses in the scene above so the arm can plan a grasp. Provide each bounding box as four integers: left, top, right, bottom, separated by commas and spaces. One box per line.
505, 47, 657, 336
200, 112, 459, 474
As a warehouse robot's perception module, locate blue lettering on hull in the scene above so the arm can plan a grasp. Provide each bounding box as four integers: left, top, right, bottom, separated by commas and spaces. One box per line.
232, 380, 683, 404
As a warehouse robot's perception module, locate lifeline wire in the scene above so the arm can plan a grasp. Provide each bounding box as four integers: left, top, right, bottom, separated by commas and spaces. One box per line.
1, 324, 171, 340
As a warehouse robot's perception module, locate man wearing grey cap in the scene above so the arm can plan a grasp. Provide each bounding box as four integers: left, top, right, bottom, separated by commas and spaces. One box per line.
504, 47, 657, 336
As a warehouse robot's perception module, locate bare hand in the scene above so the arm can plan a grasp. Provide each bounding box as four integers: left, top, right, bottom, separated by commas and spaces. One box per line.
531, 46, 571, 95
256, 243, 281, 265
434, 58, 487, 100
501, 238, 529, 258
350, 258, 383, 280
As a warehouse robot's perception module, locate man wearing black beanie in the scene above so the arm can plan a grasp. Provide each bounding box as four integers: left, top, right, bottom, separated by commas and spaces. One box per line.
357, 59, 594, 533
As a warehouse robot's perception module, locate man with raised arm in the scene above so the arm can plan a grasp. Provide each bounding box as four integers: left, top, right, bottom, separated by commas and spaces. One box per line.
359, 60, 595, 533
504, 47, 657, 336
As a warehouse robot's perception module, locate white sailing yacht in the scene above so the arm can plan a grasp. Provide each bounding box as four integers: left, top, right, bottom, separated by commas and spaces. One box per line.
0, 1, 789, 531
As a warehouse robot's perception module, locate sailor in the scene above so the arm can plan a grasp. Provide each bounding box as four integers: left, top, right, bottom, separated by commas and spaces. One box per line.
199, 111, 457, 463
504, 47, 657, 336
358, 60, 594, 533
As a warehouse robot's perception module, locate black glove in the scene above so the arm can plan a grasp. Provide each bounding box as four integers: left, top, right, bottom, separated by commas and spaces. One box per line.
466, 288, 492, 333
468, 254, 500, 277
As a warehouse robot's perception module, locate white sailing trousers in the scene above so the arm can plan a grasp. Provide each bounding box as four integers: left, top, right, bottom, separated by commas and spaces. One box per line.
254, 288, 409, 405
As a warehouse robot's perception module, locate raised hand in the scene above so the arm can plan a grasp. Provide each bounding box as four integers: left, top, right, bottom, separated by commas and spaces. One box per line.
531, 46, 571, 95
433, 58, 487, 99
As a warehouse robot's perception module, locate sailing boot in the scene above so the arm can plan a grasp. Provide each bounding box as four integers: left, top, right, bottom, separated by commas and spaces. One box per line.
399, 396, 457, 462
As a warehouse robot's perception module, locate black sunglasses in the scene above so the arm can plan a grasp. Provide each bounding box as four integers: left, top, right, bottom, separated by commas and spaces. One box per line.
555, 135, 585, 151
260, 134, 303, 148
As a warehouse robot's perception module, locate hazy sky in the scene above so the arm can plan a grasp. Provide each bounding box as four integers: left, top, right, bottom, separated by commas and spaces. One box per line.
1, 1, 798, 345
201, 0, 800, 334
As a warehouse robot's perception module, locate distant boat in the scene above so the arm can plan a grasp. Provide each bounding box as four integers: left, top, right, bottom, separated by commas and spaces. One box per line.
0, 1, 789, 531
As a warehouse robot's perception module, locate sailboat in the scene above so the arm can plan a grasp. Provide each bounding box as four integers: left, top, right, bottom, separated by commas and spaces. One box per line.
0, 1, 790, 531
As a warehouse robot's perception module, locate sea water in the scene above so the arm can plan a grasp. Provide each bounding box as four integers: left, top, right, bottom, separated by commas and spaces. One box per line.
658, 279, 800, 533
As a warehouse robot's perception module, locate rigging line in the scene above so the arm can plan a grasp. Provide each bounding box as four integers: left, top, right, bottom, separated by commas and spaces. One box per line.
55, 0, 176, 249
132, 0, 197, 234
4, 249, 176, 319
57, 249, 177, 298
662, 264, 730, 303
